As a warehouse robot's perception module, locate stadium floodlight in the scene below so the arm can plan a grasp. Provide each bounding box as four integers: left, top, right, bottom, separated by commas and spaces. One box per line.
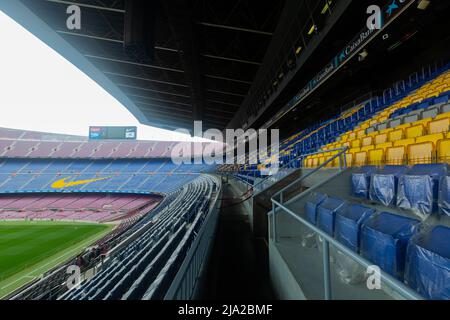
417, 0, 431, 10
307, 24, 317, 35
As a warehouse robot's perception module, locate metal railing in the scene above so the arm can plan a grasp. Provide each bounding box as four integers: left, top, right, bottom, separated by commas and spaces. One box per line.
269, 148, 424, 300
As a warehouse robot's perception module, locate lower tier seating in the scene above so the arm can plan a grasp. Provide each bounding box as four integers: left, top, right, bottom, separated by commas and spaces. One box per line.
304, 191, 450, 299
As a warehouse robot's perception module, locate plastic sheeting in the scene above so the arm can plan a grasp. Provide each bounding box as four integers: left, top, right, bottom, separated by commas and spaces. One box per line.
405, 225, 450, 300
397, 175, 434, 217
439, 176, 450, 216
302, 193, 327, 248
370, 174, 397, 206
360, 212, 420, 280
334, 205, 375, 252
317, 198, 346, 236
304, 192, 327, 225
352, 173, 370, 199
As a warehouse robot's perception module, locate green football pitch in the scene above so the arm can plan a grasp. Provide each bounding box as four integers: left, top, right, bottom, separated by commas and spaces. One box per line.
0, 221, 113, 298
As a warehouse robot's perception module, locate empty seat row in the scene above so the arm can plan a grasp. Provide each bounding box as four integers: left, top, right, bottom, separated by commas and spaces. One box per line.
351, 164, 449, 216
370, 102, 450, 133
304, 192, 450, 299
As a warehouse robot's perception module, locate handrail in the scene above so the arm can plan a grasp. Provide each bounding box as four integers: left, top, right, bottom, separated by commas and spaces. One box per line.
272, 147, 348, 200
251, 147, 347, 193
270, 199, 424, 300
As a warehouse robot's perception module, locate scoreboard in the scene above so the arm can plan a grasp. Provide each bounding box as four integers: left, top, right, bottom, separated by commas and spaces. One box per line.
89, 126, 137, 140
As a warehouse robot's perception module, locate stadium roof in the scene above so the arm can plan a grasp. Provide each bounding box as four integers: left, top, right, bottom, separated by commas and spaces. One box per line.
1, 0, 355, 133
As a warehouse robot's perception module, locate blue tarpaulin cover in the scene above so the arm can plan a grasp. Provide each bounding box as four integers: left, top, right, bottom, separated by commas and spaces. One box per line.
305, 192, 327, 225
351, 166, 377, 199
369, 166, 408, 206
397, 175, 434, 216
405, 225, 450, 300
439, 176, 450, 216
361, 212, 420, 280
317, 197, 346, 236
334, 205, 375, 252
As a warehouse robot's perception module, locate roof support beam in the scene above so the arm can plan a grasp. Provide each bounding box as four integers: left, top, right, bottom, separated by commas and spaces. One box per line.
84, 54, 184, 73
130, 94, 191, 107
206, 99, 241, 107
103, 71, 188, 87
118, 84, 190, 98
198, 22, 273, 36
202, 54, 260, 66
44, 0, 125, 13
56, 30, 123, 43
207, 89, 246, 98
205, 74, 252, 85
163, 0, 206, 125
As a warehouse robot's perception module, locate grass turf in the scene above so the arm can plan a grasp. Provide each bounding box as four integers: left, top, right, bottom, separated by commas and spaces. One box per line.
0, 220, 113, 298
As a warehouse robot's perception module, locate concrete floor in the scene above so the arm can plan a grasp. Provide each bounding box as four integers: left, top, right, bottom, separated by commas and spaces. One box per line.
201, 181, 275, 300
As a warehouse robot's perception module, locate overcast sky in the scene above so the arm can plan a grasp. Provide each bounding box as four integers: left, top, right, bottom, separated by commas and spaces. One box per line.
0, 10, 208, 142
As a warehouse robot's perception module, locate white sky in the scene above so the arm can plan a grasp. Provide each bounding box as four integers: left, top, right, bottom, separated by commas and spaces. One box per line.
0, 10, 208, 142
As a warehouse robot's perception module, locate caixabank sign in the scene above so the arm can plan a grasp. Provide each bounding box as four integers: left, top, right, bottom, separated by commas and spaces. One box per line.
264, 0, 415, 129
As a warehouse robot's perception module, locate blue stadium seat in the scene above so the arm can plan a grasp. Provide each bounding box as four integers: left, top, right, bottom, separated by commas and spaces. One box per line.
317, 197, 346, 236
334, 204, 375, 252
439, 176, 450, 216
305, 192, 327, 225
405, 225, 450, 299
369, 166, 408, 206
351, 166, 378, 199
361, 212, 420, 279
397, 164, 448, 215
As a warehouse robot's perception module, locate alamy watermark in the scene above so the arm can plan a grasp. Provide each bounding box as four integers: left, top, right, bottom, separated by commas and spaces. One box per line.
170, 121, 280, 176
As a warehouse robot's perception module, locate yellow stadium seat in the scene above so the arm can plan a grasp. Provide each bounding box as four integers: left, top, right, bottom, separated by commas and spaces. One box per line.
349, 147, 361, 154
429, 118, 450, 134
437, 139, 450, 163
397, 123, 412, 130
375, 133, 389, 145
345, 152, 354, 167
406, 125, 425, 139
350, 139, 361, 149
376, 142, 393, 151
436, 112, 450, 120
408, 142, 434, 165
348, 132, 357, 140
362, 136, 373, 147
389, 129, 404, 142
318, 157, 326, 166
394, 138, 416, 148
415, 119, 432, 127
361, 145, 375, 152
354, 152, 367, 167
342, 141, 351, 149
368, 149, 384, 166
357, 130, 366, 139
416, 133, 445, 145
312, 157, 319, 168
386, 146, 406, 165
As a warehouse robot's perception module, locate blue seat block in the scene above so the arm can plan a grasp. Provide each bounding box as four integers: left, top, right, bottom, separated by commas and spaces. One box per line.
351, 166, 378, 199
370, 166, 408, 206
334, 205, 375, 252
397, 165, 447, 215
305, 193, 327, 225
439, 176, 450, 216
361, 212, 420, 279
406, 225, 450, 300
317, 197, 346, 236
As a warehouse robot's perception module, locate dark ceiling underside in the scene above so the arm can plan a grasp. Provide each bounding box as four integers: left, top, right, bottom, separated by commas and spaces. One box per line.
19, 0, 289, 131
